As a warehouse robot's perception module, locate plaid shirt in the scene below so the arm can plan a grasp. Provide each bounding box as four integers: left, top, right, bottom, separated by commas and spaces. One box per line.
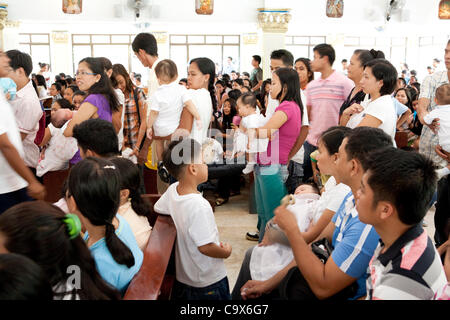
419, 71, 449, 168
123, 88, 146, 150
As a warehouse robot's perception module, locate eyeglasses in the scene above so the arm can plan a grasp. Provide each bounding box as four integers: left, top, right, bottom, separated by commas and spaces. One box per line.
75, 70, 96, 77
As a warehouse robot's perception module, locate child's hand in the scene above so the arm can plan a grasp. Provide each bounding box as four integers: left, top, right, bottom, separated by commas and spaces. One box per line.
5, 92, 11, 100
28, 181, 46, 200
196, 118, 202, 130
273, 205, 298, 235
146, 127, 153, 140
220, 242, 232, 258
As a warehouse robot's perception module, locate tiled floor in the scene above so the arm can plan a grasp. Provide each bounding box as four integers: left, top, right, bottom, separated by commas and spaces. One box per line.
214, 185, 438, 290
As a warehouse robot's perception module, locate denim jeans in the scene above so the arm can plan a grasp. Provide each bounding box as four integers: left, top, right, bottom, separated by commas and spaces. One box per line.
254, 164, 288, 242
171, 277, 231, 300
302, 141, 317, 182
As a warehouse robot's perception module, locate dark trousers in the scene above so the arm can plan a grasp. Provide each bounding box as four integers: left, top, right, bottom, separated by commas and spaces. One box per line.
0, 187, 32, 215
285, 160, 304, 194
302, 141, 317, 182
434, 176, 450, 246
172, 277, 231, 300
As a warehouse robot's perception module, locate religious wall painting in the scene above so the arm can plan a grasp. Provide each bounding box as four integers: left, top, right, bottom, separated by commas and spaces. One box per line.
63, 0, 82, 15
439, 0, 450, 19
195, 0, 214, 15
326, 0, 344, 18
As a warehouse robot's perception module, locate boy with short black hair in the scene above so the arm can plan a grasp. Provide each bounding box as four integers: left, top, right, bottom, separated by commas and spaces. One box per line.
154, 138, 232, 300
358, 147, 447, 300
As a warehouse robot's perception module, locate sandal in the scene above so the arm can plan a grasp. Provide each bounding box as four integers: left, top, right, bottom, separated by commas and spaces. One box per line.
157, 161, 170, 183
215, 198, 228, 206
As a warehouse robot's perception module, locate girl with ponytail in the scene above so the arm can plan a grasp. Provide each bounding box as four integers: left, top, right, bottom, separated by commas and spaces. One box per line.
66, 157, 143, 294
187, 57, 215, 144
109, 157, 152, 250
0, 201, 121, 300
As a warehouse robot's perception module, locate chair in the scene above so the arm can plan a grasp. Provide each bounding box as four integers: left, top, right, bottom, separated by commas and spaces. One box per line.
42, 169, 70, 203
123, 214, 177, 300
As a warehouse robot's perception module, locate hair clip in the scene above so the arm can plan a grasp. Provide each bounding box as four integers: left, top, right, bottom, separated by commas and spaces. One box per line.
103, 165, 116, 170
63, 213, 82, 240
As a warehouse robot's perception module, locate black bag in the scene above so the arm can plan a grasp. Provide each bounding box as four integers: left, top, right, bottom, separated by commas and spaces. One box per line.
311, 238, 334, 264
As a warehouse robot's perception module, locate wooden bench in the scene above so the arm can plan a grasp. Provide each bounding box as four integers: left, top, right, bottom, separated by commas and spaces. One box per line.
42, 169, 70, 203
123, 213, 177, 300
395, 131, 409, 149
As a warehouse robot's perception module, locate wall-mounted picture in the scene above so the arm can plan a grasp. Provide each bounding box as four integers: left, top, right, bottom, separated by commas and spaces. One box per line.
326, 0, 344, 18
63, 0, 82, 14
195, 0, 214, 15
439, 0, 450, 19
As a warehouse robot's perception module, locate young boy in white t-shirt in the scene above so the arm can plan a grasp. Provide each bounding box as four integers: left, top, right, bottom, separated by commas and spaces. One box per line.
146, 59, 202, 181
237, 92, 268, 174
424, 83, 450, 157
154, 138, 232, 300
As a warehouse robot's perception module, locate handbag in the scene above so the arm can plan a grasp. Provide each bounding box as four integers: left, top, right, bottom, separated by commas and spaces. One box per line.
310, 238, 334, 264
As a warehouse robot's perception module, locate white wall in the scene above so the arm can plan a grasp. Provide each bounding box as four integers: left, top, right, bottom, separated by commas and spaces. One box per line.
3, 0, 449, 78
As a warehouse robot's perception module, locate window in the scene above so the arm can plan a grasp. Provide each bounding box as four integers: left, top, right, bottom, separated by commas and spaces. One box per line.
169, 35, 240, 78
72, 34, 148, 83
285, 36, 326, 60
418, 35, 450, 77
19, 33, 51, 74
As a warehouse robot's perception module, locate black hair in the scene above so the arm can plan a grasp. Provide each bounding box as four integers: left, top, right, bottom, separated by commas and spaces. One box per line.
51, 82, 62, 92
398, 77, 407, 87
344, 127, 393, 170
365, 147, 437, 225
228, 88, 242, 101
313, 43, 336, 66
6, 50, 33, 77
132, 33, 158, 56
54, 98, 74, 111
38, 62, 48, 69
238, 92, 257, 109
108, 157, 152, 217
410, 70, 417, 76
273, 68, 303, 118
68, 157, 135, 268
270, 49, 294, 67
295, 57, 314, 83
241, 85, 252, 92
179, 78, 187, 84
0, 202, 120, 300
394, 87, 413, 111
112, 63, 135, 94
35, 74, 47, 89
190, 57, 217, 109
353, 49, 385, 67
73, 90, 87, 98
296, 182, 320, 195
242, 72, 250, 78
56, 79, 67, 89
98, 57, 113, 72
162, 138, 203, 180
252, 55, 262, 65
364, 59, 398, 96
342, 59, 348, 63
66, 84, 80, 95
319, 126, 352, 155
79, 57, 120, 112
59, 72, 66, 78
66, 77, 75, 85
410, 82, 421, 94
55, 75, 61, 82
222, 98, 237, 131
135, 74, 142, 82
72, 118, 119, 158
233, 79, 244, 87
0, 253, 53, 300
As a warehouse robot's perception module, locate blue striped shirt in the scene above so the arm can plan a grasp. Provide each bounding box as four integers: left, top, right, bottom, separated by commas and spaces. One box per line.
331, 192, 380, 299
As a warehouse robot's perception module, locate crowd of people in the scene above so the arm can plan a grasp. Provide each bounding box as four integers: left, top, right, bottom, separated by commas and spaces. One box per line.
0, 32, 449, 301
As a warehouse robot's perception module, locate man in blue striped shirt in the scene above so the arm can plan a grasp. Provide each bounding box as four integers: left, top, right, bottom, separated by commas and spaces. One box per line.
271, 127, 392, 300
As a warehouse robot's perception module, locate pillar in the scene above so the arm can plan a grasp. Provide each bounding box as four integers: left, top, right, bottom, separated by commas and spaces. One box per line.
257, 8, 292, 78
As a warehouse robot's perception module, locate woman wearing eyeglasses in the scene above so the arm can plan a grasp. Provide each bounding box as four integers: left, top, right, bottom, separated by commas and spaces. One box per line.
64, 57, 120, 165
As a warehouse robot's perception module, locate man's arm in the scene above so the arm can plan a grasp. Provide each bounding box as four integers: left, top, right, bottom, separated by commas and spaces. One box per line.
252, 80, 263, 92
0, 133, 46, 200
274, 206, 356, 299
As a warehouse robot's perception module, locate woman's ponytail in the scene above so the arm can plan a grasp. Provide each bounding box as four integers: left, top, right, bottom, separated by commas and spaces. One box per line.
104, 222, 135, 268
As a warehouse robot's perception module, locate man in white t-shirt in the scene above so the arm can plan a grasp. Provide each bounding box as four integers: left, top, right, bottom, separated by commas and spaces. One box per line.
0, 50, 45, 213
7, 50, 43, 174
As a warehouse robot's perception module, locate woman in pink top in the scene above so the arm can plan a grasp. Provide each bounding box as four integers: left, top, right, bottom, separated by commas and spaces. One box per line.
249, 68, 302, 242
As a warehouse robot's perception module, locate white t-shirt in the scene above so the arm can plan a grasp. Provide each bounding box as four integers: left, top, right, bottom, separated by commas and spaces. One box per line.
241, 113, 269, 153
36, 122, 78, 177
115, 88, 126, 151
154, 182, 227, 288
266, 90, 309, 163
9, 80, 43, 168
150, 81, 192, 137
424, 105, 450, 152
364, 95, 397, 143
118, 201, 152, 251
188, 88, 213, 145
0, 91, 28, 194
